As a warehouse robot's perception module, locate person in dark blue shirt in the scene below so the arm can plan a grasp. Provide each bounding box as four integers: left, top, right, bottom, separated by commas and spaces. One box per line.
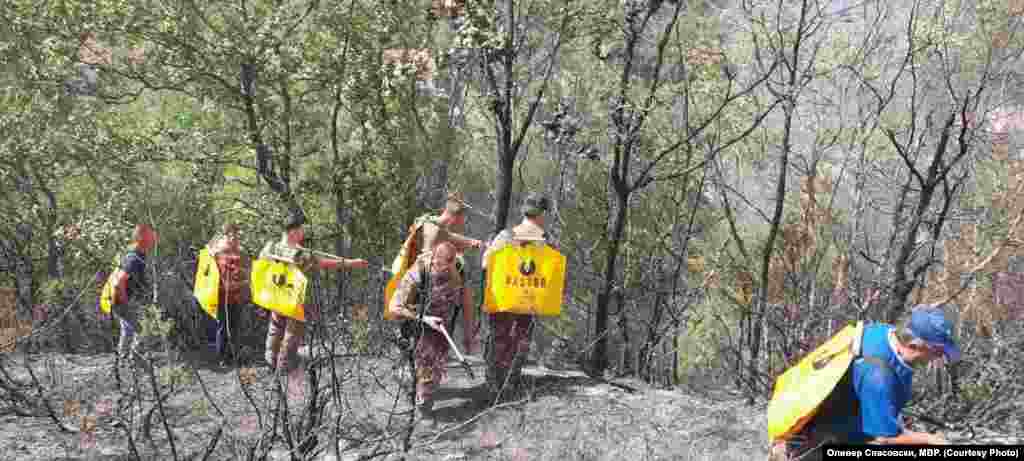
772, 305, 960, 460
110, 224, 157, 359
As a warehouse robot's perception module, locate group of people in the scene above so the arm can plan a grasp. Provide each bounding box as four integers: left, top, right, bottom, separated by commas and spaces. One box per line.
101, 192, 965, 449
385, 192, 552, 420
103, 190, 553, 422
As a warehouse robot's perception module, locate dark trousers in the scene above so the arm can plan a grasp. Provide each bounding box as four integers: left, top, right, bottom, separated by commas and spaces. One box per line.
207, 303, 240, 358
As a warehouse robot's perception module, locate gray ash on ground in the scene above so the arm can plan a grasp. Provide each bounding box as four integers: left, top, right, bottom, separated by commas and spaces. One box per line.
0, 351, 1018, 461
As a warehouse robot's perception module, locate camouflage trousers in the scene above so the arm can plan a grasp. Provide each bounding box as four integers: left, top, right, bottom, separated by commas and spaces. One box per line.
410, 296, 454, 407
413, 328, 450, 406
265, 312, 304, 371
208, 303, 241, 359
487, 313, 534, 386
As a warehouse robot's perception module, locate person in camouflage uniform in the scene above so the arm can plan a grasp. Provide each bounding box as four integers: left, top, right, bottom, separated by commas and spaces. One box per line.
205, 223, 248, 364
262, 214, 369, 371
399, 192, 483, 353
481, 193, 551, 394
387, 242, 465, 421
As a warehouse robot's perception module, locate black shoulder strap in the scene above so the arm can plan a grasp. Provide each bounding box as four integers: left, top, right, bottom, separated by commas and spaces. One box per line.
412, 269, 428, 313
401, 270, 431, 342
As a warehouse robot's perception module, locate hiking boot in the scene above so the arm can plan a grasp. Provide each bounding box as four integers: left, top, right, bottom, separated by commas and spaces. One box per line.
489, 367, 518, 402
511, 371, 532, 390
217, 349, 238, 367
417, 403, 433, 419
488, 366, 508, 391
417, 400, 437, 426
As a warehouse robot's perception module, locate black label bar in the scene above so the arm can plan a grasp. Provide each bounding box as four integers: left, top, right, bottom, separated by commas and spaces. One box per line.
822, 445, 1023, 460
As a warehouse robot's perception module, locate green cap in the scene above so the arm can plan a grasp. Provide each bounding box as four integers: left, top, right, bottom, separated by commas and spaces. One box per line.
520, 193, 550, 217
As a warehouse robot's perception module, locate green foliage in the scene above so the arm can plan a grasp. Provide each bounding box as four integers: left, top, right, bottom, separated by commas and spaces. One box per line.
350, 318, 370, 354
190, 397, 210, 418
2, 0, 1020, 403
158, 364, 194, 387
676, 298, 729, 376
140, 303, 174, 340
960, 379, 993, 403
38, 279, 66, 305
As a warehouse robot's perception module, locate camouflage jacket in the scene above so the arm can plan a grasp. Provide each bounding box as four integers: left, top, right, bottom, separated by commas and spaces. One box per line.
259, 240, 318, 274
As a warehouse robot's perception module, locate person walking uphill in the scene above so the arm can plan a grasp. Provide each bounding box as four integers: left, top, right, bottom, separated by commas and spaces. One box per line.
387, 242, 466, 422
262, 214, 369, 371
110, 224, 158, 359
206, 223, 247, 365
481, 192, 551, 394
769, 305, 960, 461
392, 192, 484, 352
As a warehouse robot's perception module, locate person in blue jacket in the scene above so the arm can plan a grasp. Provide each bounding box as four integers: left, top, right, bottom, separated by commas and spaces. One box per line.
771, 304, 960, 460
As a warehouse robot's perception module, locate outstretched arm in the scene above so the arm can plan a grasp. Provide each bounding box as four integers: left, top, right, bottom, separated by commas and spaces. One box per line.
447, 231, 483, 251
318, 257, 369, 271
426, 222, 481, 251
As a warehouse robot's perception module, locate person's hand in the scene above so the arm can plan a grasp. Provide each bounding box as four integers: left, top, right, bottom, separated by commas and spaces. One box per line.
925, 434, 949, 445
468, 239, 483, 249
347, 259, 369, 270
421, 315, 445, 332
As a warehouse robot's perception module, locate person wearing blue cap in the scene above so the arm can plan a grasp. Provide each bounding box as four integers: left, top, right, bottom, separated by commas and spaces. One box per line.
771, 304, 960, 460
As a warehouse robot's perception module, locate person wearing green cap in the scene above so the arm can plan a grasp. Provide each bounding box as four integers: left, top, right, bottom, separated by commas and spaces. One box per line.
261, 213, 369, 371
481, 192, 551, 395
769, 304, 961, 460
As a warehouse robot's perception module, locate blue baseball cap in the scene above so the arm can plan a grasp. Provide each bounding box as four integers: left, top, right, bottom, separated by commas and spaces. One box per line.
908, 305, 962, 362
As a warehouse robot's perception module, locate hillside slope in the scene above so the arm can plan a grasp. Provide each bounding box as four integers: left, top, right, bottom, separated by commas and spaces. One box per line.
0, 351, 767, 461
